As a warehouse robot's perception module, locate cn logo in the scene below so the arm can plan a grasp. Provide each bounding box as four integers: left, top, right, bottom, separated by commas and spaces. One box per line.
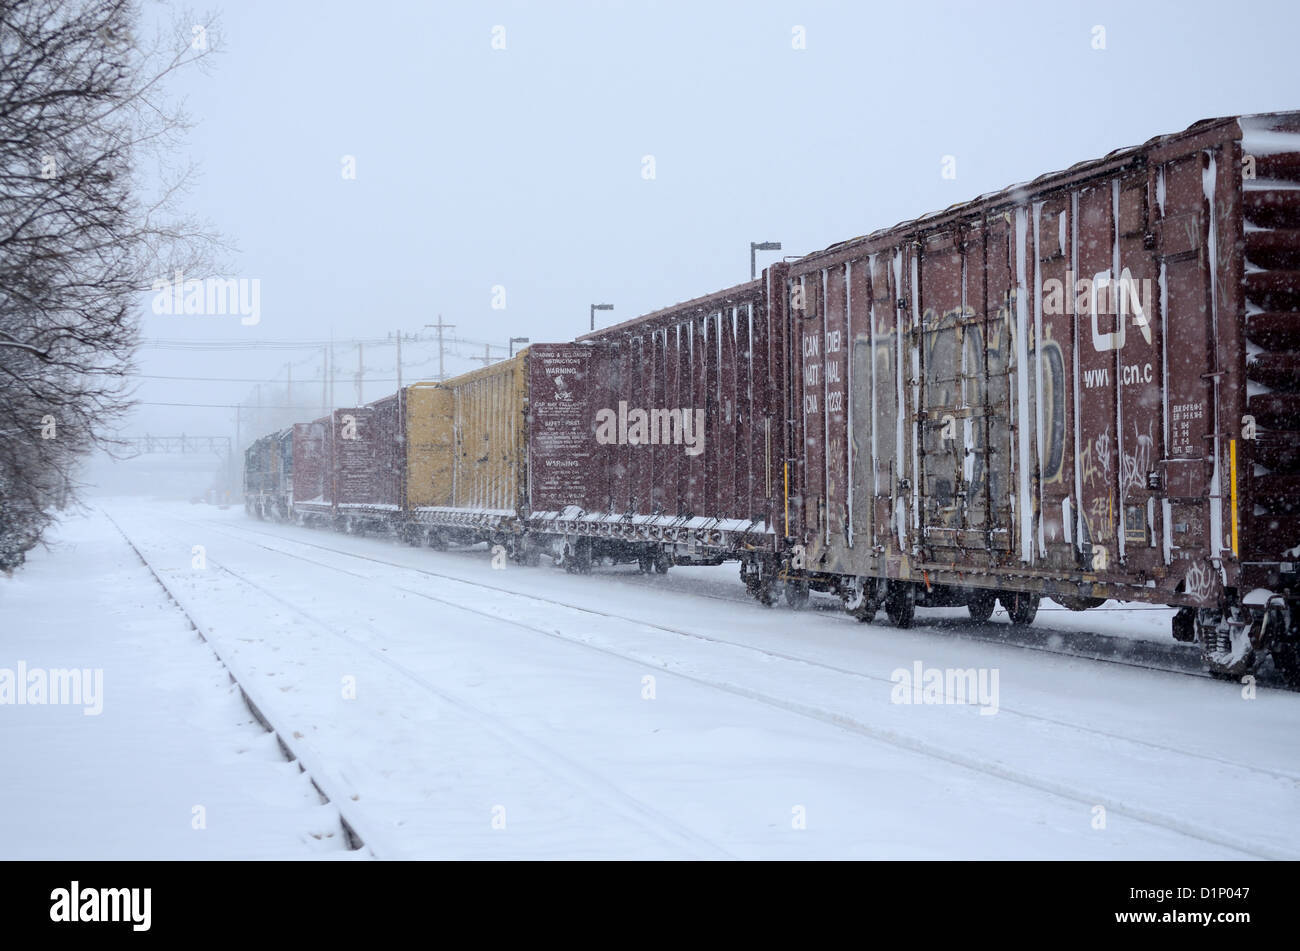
1090, 268, 1152, 352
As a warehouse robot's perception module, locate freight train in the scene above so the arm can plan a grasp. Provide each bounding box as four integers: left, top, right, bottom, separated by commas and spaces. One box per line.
245, 111, 1300, 684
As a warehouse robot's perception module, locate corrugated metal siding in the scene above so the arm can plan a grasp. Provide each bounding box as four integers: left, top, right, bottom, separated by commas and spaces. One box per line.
405, 383, 453, 508
419, 353, 529, 514
291, 418, 331, 505
365, 392, 404, 507
577, 281, 782, 530
783, 113, 1291, 605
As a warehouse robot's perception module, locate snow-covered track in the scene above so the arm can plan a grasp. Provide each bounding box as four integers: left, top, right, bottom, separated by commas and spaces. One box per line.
114, 513, 735, 859
103, 511, 389, 857
185, 514, 1300, 861
219, 516, 1290, 691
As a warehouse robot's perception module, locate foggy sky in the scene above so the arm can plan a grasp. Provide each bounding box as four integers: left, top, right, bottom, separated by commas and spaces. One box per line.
126, 0, 1299, 458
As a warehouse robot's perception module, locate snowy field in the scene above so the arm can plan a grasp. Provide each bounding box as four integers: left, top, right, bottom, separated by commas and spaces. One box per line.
3, 500, 1299, 860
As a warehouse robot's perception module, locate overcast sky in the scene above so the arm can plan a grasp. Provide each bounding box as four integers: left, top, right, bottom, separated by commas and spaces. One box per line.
123, 0, 1299, 465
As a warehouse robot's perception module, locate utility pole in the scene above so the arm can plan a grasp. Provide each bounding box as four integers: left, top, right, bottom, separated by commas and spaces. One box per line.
474, 343, 492, 368
286, 362, 292, 408
233, 406, 241, 497
424, 315, 456, 381
356, 341, 364, 404
321, 346, 328, 418
395, 330, 403, 391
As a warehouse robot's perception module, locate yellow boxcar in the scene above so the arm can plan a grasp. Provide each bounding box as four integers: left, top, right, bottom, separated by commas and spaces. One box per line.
404, 351, 529, 516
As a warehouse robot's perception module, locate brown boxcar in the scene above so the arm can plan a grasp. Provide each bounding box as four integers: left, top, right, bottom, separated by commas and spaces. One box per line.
572, 279, 786, 579
777, 111, 1300, 677
291, 416, 332, 516
359, 391, 405, 512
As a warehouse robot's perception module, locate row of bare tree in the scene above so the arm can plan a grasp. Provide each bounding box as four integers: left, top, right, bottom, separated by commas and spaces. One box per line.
1, 0, 216, 570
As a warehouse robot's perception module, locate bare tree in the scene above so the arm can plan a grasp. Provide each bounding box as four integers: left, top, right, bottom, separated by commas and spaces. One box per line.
0, 0, 218, 570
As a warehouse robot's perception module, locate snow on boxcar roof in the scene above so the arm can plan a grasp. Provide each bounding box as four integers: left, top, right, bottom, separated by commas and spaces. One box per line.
805, 112, 1297, 262
577, 279, 763, 342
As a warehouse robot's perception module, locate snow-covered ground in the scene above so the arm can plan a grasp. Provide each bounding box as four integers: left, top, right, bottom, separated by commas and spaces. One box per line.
0, 508, 358, 859
4, 500, 1299, 859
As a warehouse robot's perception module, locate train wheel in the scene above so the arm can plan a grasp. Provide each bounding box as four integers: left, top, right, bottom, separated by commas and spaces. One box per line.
427, 530, 448, 551
757, 580, 777, 607
565, 540, 593, 574
885, 583, 915, 629
638, 554, 654, 574
784, 580, 810, 610
840, 576, 877, 623
1198, 610, 1257, 681
652, 551, 671, 574
1000, 591, 1039, 626
967, 591, 996, 623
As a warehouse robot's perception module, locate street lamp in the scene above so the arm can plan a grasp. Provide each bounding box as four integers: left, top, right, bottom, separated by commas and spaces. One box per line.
590, 303, 613, 332
509, 336, 529, 357
750, 241, 782, 280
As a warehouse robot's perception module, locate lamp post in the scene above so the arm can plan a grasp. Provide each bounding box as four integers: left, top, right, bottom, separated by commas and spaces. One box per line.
750, 241, 782, 280
590, 303, 613, 332
509, 336, 529, 357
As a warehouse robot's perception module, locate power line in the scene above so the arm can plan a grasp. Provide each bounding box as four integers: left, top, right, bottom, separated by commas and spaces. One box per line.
138, 401, 308, 410
140, 334, 514, 352
135, 373, 397, 384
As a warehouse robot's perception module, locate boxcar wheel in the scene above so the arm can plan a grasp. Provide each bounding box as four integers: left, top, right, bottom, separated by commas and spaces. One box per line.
1198, 611, 1256, 681
1000, 591, 1039, 626
566, 540, 593, 575
885, 584, 915, 629
840, 577, 877, 623
967, 591, 996, 623
652, 551, 671, 574
638, 554, 654, 574
784, 580, 810, 610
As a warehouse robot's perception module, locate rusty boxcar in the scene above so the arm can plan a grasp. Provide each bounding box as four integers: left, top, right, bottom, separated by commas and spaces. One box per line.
289, 415, 333, 523
570, 281, 787, 578
775, 111, 1300, 680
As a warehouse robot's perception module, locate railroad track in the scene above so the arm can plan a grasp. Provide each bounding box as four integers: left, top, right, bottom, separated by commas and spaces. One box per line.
102, 510, 383, 857
158, 509, 1300, 860
212, 513, 1291, 691
109, 510, 734, 860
